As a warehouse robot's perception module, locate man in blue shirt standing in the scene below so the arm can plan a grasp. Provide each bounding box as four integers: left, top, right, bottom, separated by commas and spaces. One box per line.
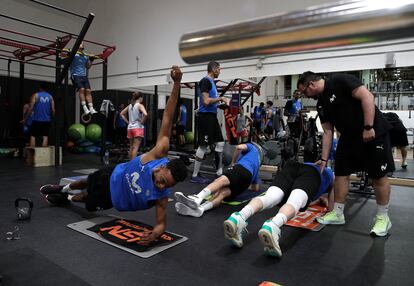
175, 143, 261, 217
191, 61, 226, 183
40, 66, 187, 245
69, 42, 97, 115
23, 82, 55, 147
284, 90, 303, 138
176, 98, 187, 146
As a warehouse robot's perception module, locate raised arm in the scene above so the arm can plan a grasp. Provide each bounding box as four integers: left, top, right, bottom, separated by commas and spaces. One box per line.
141, 66, 182, 163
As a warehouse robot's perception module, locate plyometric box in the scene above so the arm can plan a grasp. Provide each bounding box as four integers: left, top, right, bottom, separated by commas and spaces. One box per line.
25, 146, 62, 167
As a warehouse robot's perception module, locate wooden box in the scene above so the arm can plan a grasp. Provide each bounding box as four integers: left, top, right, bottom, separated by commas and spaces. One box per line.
25, 146, 62, 167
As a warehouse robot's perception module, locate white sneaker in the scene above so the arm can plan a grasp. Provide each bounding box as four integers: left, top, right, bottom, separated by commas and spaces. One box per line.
82, 105, 90, 115
223, 212, 248, 248
258, 220, 282, 257
174, 192, 200, 209
175, 202, 204, 217
89, 107, 98, 114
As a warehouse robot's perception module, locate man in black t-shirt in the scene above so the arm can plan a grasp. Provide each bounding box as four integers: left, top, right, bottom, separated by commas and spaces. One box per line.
297, 71, 394, 237
383, 112, 409, 168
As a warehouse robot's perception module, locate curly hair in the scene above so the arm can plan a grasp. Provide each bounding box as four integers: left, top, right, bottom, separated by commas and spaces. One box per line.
167, 158, 188, 183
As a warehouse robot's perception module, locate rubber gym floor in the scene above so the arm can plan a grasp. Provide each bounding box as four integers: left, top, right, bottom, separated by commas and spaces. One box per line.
1, 153, 414, 286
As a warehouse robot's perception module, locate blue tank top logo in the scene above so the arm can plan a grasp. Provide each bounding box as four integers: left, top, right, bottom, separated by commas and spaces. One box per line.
199, 76, 218, 113
33, 91, 52, 122
110, 156, 171, 211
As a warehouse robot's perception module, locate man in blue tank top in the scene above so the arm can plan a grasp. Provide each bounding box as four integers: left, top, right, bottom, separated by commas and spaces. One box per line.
175, 143, 261, 217
284, 90, 303, 138
68, 42, 97, 115
223, 160, 334, 257
191, 61, 226, 184
176, 98, 187, 146
40, 66, 188, 244
23, 82, 55, 147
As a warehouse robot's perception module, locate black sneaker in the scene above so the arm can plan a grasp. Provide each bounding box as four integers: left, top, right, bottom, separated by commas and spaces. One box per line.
40, 184, 63, 195
45, 193, 70, 206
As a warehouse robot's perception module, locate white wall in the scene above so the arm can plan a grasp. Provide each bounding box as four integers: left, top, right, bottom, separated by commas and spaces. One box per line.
2, 0, 414, 91
87, 0, 414, 90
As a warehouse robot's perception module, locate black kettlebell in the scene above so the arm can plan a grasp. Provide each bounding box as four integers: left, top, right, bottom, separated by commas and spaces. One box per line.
15, 197, 33, 220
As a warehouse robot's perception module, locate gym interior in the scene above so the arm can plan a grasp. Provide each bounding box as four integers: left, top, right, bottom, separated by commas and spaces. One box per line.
1, 1, 414, 285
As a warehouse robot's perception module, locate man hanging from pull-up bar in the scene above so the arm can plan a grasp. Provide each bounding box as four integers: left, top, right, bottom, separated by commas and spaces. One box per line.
39, 66, 188, 245
68, 42, 97, 115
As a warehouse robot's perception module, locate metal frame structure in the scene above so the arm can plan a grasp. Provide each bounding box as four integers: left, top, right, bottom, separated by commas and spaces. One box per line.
0, 2, 116, 165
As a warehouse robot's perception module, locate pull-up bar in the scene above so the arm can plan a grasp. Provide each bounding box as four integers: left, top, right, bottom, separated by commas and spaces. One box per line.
30, 0, 87, 19
0, 13, 112, 48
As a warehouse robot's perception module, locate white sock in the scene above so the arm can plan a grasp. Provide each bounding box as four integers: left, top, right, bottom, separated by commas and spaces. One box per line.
195, 188, 211, 204
62, 184, 72, 193
334, 202, 345, 216
192, 160, 202, 177
200, 201, 213, 212
271, 213, 287, 228
239, 205, 254, 221
376, 203, 389, 217
88, 103, 94, 110
81, 102, 89, 113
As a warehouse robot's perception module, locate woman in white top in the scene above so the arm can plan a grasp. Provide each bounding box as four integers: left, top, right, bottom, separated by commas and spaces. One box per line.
120, 92, 148, 159
235, 106, 252, 143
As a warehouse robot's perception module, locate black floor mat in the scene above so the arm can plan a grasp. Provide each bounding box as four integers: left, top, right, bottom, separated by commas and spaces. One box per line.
0, 247, 91, 286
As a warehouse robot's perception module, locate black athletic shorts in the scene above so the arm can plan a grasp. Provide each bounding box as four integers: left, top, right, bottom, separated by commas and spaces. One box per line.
223, 164, 253, 200
30, 121, 50, 137
85, 166, 114, 211
265, 125, 273, 135
197, 112, 224, 146
271, 160, 320, 211
253, 120, 262, 132
335, 133, 395, 178
176, 124, 185, 136
71, 75, 91, 90
389, 124, 408, 147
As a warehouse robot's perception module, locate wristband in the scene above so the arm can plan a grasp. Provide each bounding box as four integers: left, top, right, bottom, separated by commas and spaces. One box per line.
321, 158, 328, 162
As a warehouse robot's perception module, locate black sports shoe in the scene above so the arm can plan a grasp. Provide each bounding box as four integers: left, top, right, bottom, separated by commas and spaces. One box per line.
40, 184, 63, 195
45, 193, 69, 206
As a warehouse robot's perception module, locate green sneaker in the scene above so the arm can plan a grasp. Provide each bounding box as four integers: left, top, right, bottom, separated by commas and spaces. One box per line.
223, 212, 248, 248
370, 215, 392, 237
258, 220, 282, 257
316, 210, 345, 225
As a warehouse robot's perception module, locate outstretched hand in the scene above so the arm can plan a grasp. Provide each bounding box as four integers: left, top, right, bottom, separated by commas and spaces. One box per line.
170, 65, 182, 82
